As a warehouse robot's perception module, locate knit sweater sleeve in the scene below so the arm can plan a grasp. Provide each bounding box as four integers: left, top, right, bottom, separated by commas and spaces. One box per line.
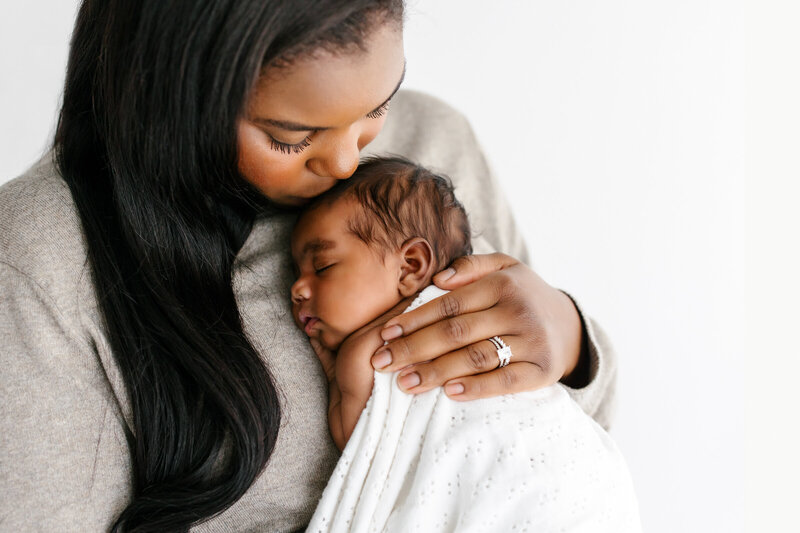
0, 262, 132, 531
0, 162, 133, 531
367, 90, 619, 429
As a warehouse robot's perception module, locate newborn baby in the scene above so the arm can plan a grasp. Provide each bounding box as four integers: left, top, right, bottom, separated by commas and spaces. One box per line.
290, 156, 640, 533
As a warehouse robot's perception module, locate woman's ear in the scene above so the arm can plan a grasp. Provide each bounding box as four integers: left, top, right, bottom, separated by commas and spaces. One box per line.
397, 238, 435, 298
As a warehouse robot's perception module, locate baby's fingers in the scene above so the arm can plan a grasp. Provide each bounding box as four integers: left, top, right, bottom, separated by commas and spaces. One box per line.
443, 362, 549, 401
309, 338, 336, 382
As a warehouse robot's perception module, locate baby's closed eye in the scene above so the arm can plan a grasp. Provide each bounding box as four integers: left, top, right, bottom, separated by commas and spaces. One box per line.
314, 263, 336, 274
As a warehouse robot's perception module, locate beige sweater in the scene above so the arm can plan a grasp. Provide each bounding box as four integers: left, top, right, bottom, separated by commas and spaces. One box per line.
0, 90, 617, 532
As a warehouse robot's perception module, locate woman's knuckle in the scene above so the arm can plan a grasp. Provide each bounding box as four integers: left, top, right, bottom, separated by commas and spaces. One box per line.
535, 350, 553, 375
494, 271, 516, 297
438, 294, 462, 319
391, 340, 412, 364
516, 305, 536, 327
444, 317, 470, 343
466, 343, 490, 371
500, 367, 519, 389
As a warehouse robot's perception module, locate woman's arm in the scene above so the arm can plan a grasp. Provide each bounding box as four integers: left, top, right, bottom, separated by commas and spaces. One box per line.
0, 263, 132, 530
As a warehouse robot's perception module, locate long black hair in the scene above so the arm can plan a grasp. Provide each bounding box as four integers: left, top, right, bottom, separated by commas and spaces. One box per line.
54, 1, 402, 531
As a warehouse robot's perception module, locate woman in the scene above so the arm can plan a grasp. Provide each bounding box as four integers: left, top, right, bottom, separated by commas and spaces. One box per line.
0, 1, 617, 531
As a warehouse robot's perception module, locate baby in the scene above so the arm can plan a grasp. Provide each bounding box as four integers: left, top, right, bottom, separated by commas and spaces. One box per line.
291, 156, 640, 532
290, 156, 471, 449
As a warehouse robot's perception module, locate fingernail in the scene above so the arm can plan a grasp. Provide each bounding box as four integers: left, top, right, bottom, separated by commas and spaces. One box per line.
381, 324, 403, 341
397, 371, 421, 390
372, 349, 392, 370
444, 382, 465, 395
435, 268, 456, 282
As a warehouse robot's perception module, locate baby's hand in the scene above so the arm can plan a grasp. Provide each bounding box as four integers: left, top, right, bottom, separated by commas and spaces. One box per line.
319, 296, 417, 449
334, 296, 416, 397
309, 338, 337, 384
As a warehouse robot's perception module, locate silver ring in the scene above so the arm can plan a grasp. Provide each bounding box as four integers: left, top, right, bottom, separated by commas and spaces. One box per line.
488, 336, 512, 368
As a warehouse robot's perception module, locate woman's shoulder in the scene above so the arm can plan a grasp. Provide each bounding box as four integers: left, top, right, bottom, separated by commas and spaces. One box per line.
388, 89, 470, 125
0, 153, 91, 313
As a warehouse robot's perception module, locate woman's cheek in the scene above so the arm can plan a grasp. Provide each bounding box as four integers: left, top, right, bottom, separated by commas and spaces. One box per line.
358, 114, 388, 150
236, 123, 271, 185
237, 126, 304, 194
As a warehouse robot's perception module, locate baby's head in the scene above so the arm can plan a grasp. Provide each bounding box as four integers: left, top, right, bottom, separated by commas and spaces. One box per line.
290, 156, 472, 350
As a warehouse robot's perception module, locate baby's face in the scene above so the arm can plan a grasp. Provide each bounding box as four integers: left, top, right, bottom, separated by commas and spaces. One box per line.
290, 198, 403, 350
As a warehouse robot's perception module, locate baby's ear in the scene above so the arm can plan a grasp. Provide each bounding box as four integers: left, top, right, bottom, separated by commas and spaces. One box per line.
398, 238, 435, 298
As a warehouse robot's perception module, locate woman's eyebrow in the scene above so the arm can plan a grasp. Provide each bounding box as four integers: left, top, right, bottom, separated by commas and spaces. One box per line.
253, 62, 406, 133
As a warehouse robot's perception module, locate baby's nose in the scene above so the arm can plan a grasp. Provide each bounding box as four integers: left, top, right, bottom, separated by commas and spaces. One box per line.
291, 278, 310, 303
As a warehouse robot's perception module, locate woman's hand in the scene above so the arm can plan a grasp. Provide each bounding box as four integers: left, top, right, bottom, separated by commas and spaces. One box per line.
371, 253, 586, 400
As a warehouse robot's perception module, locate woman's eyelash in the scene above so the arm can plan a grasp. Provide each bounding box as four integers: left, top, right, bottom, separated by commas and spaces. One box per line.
267, 100, 389, 154
269, 135, 311, 155
366, 100, 391, 119
267, 100, 390, 154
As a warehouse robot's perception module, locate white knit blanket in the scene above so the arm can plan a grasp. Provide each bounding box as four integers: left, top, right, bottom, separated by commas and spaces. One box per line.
306, 286, 641, 533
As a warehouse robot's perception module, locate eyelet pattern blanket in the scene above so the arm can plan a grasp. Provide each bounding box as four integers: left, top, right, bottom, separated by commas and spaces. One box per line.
306, 286, 641, 533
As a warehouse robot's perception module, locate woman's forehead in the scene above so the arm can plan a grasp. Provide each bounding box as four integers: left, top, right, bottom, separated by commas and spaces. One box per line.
247, 24, 405, 130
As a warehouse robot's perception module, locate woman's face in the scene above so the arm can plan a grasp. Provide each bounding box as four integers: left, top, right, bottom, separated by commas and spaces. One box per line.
237, 23, 405, 206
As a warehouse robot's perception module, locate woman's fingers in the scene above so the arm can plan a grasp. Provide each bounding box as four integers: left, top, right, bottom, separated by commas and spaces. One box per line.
443, 362, 550, 401
372, 306, 513, 372
395, 337, 528, 394
432, 252, 519, 290
380, 267, 514, 344
372, 254, 585, 399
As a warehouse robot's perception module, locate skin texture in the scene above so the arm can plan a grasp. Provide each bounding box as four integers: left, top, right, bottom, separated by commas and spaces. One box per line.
237, 24, 405, 206
238, 20, 585, 412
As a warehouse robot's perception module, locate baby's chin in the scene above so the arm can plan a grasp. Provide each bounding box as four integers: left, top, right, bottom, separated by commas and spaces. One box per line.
317, 328, 347, 352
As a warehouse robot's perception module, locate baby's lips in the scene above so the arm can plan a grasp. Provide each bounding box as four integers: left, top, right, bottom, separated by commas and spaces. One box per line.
297, 309, 312, 326
292, 306, 310, 330
303, 317, 320, 336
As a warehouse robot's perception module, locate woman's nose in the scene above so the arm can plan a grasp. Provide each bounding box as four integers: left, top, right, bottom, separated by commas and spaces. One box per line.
291, 278, 311, 304
307, 128, 361, 180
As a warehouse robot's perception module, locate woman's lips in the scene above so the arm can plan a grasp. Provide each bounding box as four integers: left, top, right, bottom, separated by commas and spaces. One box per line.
304, 317, 320, 336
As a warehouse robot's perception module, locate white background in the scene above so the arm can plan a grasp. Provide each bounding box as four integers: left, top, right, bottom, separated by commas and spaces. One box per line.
1, 2, 797, 532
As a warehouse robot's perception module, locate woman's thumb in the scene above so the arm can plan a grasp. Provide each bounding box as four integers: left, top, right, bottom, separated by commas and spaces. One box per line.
433, 253, 518, 289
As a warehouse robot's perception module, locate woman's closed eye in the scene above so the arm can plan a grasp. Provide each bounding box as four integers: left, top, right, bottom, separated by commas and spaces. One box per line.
269, 135, 312, 155
365, 99, 391, 120
265, 98, 392, 155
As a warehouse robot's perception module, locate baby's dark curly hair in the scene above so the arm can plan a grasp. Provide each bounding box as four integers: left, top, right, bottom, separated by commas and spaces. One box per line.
303, 156, 472, 272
